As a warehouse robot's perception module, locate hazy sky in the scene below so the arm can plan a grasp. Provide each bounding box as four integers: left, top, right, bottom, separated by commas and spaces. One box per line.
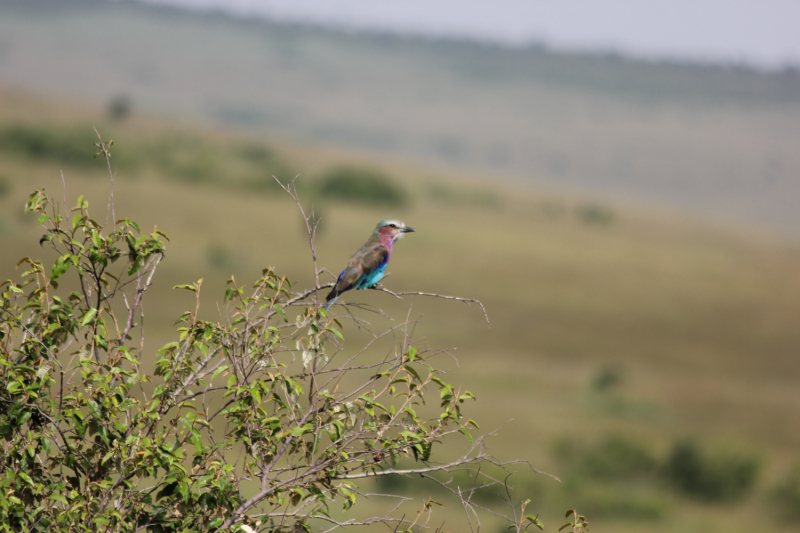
137, 0, 800, 69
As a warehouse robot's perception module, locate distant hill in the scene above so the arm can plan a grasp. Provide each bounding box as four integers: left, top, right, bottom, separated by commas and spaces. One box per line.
1, 0, 800, 233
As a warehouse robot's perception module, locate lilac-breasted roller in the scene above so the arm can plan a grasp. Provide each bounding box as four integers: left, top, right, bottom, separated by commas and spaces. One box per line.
322, 220, 415, 310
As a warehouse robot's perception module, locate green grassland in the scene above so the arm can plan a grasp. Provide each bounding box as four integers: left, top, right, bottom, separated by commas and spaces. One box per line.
2, 88, 800, 531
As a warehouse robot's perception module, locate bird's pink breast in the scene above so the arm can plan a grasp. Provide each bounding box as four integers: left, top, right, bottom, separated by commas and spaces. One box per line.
378, 231, 395, 256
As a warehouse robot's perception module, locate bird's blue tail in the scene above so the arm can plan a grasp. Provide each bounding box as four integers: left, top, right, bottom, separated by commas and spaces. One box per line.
321, 296, 337, 311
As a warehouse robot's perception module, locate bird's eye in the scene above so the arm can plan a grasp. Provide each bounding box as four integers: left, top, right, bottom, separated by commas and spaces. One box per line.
388, 224, 396, 228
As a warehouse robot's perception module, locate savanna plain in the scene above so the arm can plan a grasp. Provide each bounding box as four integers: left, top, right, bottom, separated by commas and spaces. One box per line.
1, 87, 799, 532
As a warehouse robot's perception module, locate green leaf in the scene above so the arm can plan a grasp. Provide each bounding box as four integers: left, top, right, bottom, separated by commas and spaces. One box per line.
81, 308, 98, 327
403, 406, 418, 419
49, 494, 68, 504
50, 254, 72, 281
289, 423, 314, 437
526, 515, 545, 530
117, 218, 141, 233
326, 326, 345, 341
211, 365, 228, 381
274, 304, 288, 322
173, 284, 197, 292
430, 376, 447, 388
127, 257, 142, 276
404, 365, 422, 383
459, 428, 474, 445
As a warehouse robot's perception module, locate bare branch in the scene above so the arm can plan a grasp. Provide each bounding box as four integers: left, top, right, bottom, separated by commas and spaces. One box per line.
378, 287, 490, 326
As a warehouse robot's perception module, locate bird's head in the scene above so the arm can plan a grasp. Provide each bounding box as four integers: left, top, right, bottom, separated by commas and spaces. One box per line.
374, 219, 415, 243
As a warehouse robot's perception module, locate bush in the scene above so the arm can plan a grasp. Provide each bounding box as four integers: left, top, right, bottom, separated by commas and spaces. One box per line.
768, 466, 800, 522
237, 144, 276, 164
554, 434, 656, 481
576, 485, 666, 521
581, 435, 657, 480
576, 202, 614, 225
150, 137, 294, 194
591, 366, 623, 392
0, 125, 99, 167
0, 139, 549, 532
317, 166, 408, 207
107, 95, 134, 121
662, 441, 759, 502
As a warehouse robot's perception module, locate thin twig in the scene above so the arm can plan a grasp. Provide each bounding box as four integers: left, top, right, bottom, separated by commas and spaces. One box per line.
378, 287, 490, 326
94, 127, 116, 225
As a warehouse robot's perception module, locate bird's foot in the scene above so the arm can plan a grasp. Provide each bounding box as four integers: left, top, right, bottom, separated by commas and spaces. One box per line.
368, 282, 383, 290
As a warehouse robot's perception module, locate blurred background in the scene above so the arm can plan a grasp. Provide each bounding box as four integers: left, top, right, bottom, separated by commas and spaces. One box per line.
1, 0, 800, 531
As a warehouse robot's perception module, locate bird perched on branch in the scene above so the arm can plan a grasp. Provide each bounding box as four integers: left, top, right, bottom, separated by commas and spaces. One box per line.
323, 220, 415, 310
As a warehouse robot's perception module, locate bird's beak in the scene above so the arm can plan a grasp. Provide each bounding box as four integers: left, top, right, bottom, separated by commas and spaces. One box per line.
402, 226, 415, 233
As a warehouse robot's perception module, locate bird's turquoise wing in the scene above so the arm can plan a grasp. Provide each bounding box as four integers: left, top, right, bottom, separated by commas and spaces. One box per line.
325, 243, 389, 302
354, 262, 387, 290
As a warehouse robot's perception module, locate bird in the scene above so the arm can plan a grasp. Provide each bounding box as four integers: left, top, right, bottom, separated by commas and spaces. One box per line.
322, 220, 415, 310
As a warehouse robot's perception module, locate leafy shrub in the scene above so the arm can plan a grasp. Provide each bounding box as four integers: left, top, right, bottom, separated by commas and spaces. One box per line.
150, 137, 293, 194
0, 125, 99, 167
591, 366, 623, 392
317, 166, 408, 207
662, 441, 760, 502
158, 144, 218, 183
237, 144, 276, 164
768, 466, 800, 522
0, 139, 547, 532
575, 485, 666, 520
554, 434, 656, 481
107, 95, 134, 121
551, 435, 667, 523
0, 188, 495, 531
576, 202, 615, 225
581, 435, 657, 480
